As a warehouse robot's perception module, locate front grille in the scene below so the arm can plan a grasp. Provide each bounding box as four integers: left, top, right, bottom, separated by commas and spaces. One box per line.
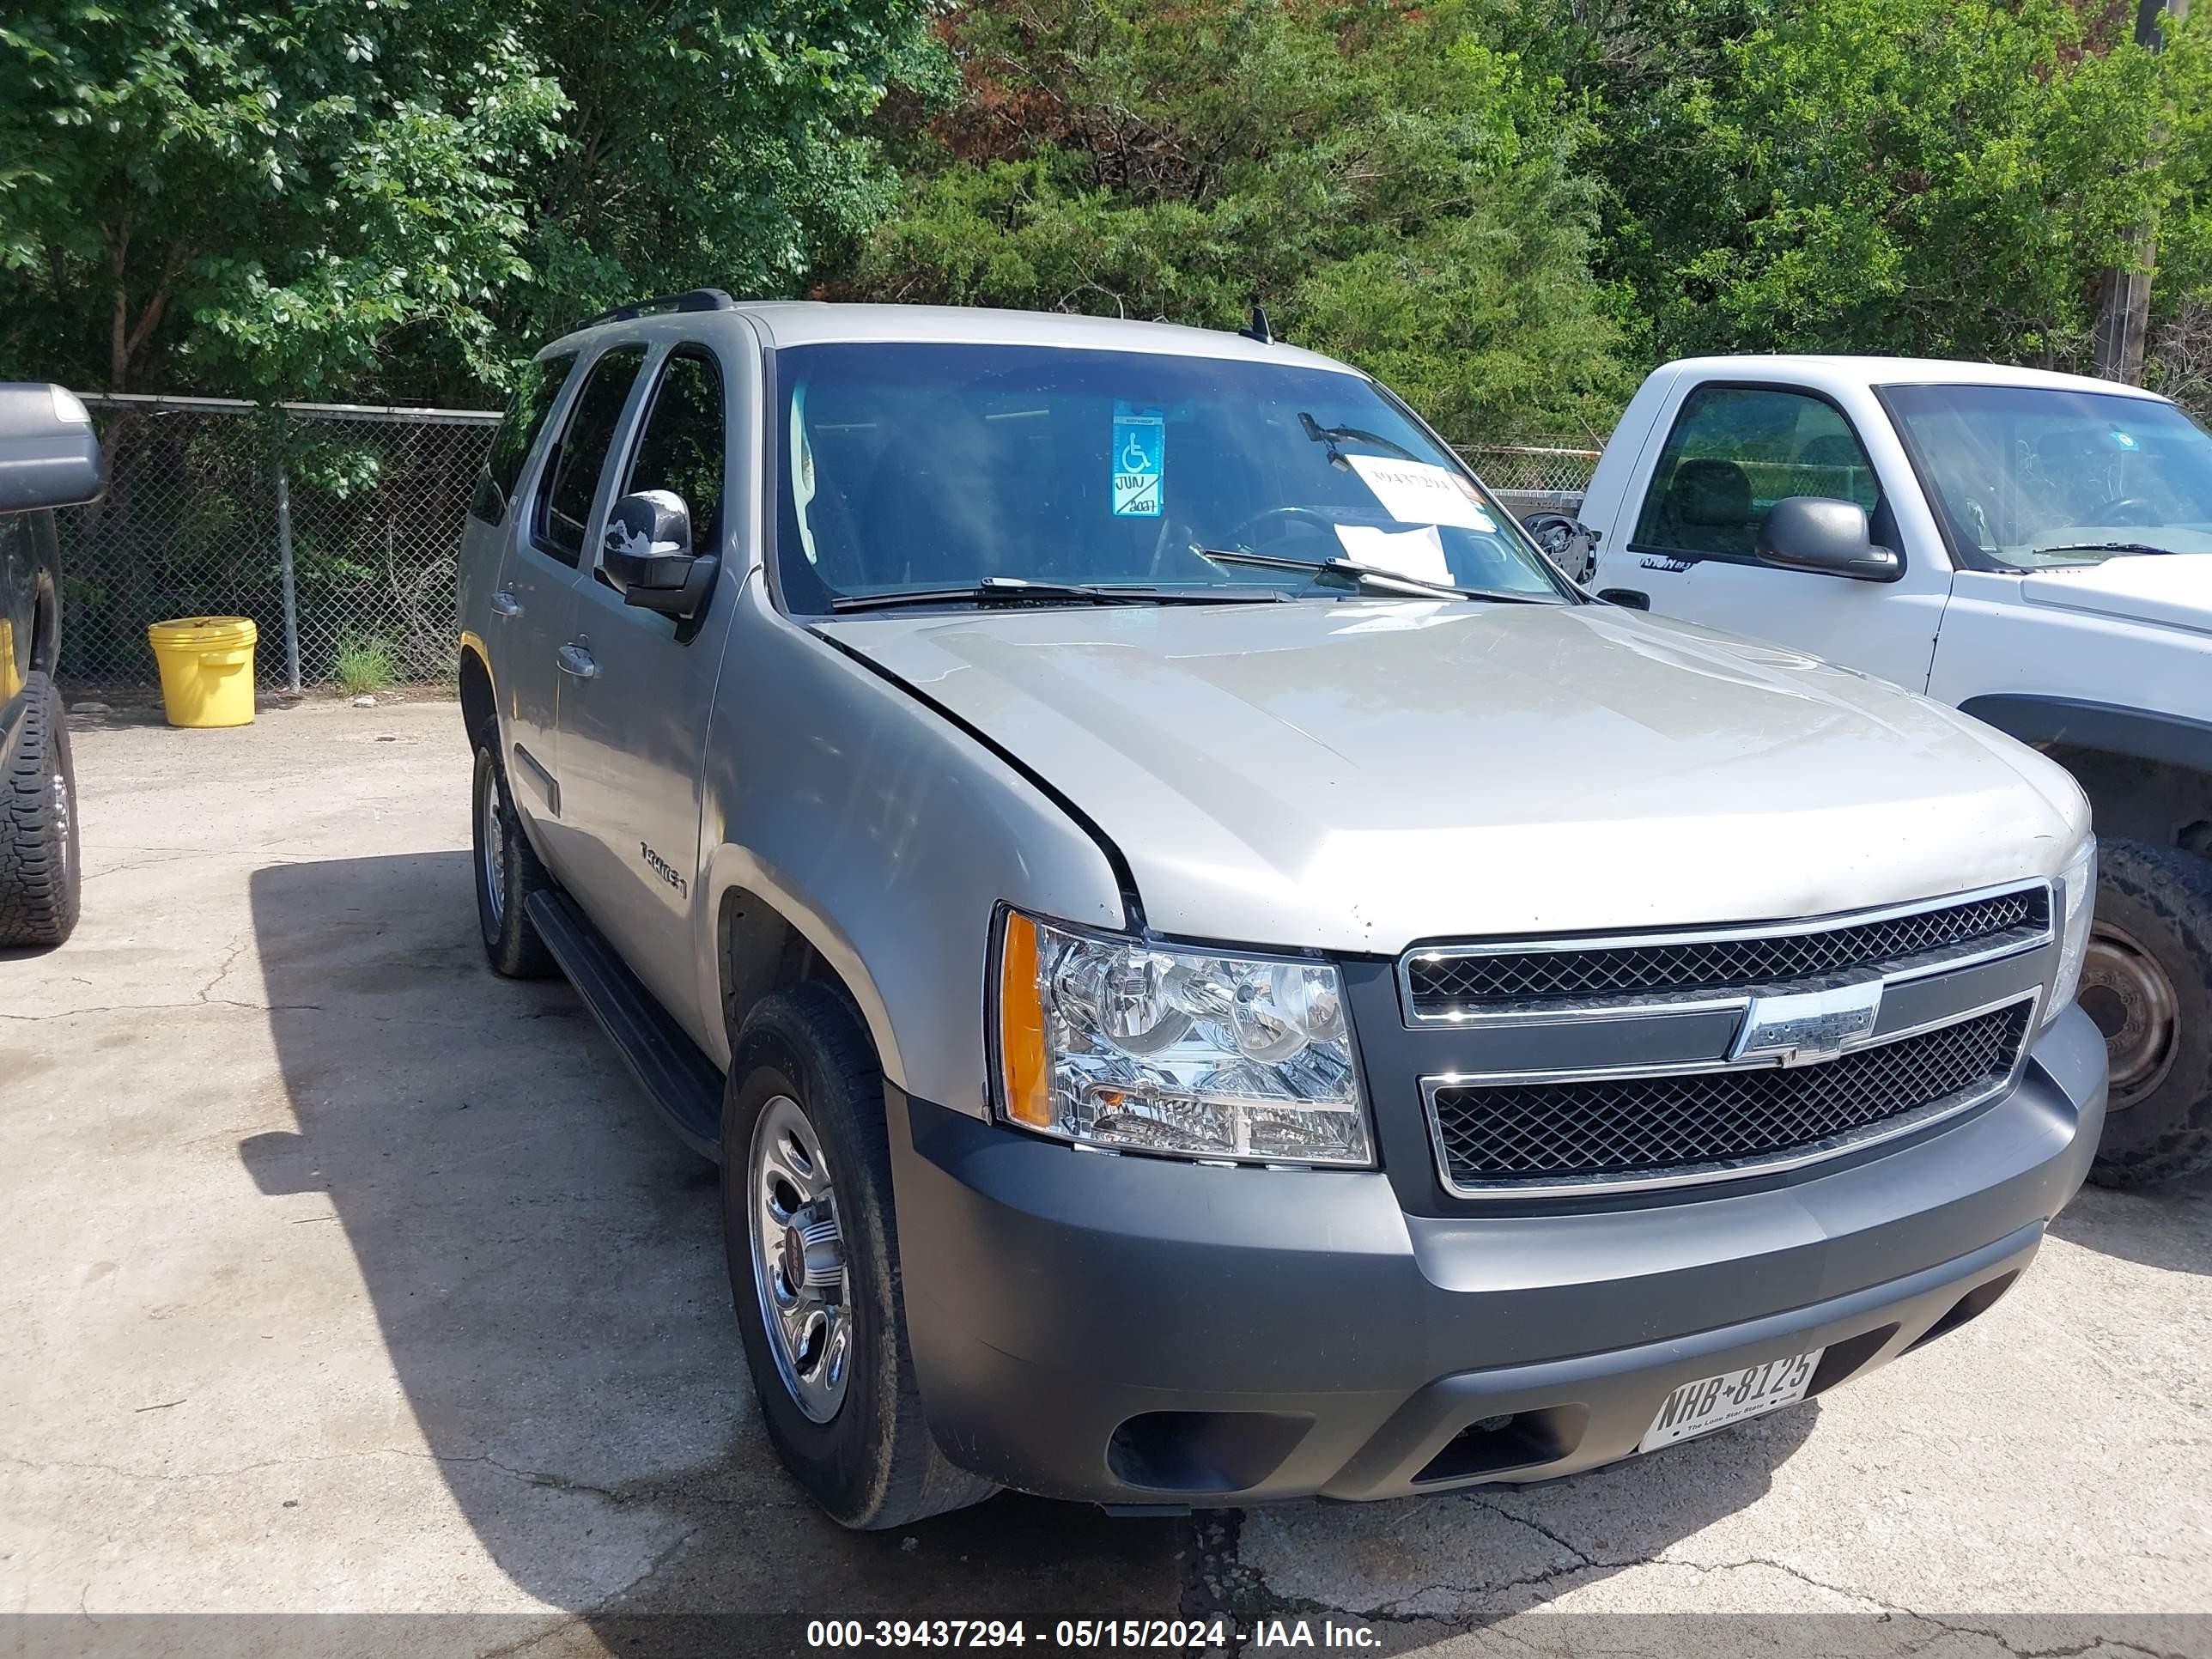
1406, 887, 2046, 1018
1429, 1001, 2033, 1191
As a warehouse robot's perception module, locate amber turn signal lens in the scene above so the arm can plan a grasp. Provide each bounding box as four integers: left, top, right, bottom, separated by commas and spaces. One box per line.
998, 911, 1053, 1127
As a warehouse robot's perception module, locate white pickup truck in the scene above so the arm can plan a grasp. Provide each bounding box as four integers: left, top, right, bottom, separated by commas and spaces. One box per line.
1553, 356, 2210, 1185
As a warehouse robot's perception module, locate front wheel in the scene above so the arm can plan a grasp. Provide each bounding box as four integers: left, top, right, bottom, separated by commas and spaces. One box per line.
2083, 838, 2212, 1187
722, 984, 996, 1528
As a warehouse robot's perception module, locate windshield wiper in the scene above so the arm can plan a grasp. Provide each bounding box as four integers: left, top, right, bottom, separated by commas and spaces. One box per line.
1188, 544, 1547, 604
2028, 541, 2176, 558
829, 575, 1290, 612
1298, 412, 1426, 465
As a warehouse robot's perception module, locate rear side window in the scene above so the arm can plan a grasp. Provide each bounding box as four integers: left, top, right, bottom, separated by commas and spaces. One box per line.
610, 348, 726, 584
534, 344, 647, 567
471, 352, 577, 525
1632, 385, 1879, 562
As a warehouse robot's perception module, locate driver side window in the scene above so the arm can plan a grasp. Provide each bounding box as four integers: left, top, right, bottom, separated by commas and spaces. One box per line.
603, 347, 726, 592
1633, 386, 1879, 562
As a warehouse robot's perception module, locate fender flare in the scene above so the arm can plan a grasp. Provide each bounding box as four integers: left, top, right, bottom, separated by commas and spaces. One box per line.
699, 846, 907, 1086
1959, 695, 2212, 775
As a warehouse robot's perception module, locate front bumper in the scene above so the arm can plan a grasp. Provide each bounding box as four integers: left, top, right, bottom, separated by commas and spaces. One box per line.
887, 1005, 2107, 1505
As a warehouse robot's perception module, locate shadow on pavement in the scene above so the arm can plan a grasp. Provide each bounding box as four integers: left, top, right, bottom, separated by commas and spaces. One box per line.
237, 851, 1179, 1633
2050, 1170, 2212, 1276
234, 850, 1816, 1638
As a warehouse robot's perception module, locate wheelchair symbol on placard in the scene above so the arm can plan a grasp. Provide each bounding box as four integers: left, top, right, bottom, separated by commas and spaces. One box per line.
1111, 417, 1164, 517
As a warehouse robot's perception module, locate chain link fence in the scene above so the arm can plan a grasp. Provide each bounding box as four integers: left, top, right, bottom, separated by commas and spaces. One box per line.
52, 400, 1601, 690
58, 394, 499, 690
1461, 440, 1603, 520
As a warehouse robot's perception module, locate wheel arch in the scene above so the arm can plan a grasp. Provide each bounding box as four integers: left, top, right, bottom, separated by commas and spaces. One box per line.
710, 864, 909, 1102
1961, 695, 2212, 856
458, 636, 497, 749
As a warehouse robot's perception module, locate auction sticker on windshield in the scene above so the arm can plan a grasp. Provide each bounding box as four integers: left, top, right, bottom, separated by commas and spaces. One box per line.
1349, 455, 1497, 533
1112, 408, 1164, 517
1638, 1348, 1822, 1452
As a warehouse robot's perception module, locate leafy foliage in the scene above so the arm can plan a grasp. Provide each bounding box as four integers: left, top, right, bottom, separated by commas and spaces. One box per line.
6, 0, 2212, 434
847, 0, 1636, 440
0, 0, 945, 402
0, 1, 565, 397
497, 0, 957, 360
1513, 0, 2212, 374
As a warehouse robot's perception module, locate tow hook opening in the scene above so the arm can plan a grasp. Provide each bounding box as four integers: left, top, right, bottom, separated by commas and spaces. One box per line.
1414, 1403, 1589, 1485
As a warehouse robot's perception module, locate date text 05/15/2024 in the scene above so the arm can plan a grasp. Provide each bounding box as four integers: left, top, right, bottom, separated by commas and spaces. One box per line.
806, 1620, 1382, 1650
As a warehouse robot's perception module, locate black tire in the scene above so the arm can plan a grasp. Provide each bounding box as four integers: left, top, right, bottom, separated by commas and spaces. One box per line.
2084, 838, 2212, 1188
471, 741, 556, 978
0, 672, 82, 949
722, 983, 996, 1529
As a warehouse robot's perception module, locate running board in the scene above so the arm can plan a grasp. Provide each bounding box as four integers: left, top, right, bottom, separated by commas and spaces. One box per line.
526, 890, 726, 1161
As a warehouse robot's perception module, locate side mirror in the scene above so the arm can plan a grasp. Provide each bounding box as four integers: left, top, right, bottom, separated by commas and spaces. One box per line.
1757, 496, 1901, 582
0, 384, 104, 514
602, 489, 718, 619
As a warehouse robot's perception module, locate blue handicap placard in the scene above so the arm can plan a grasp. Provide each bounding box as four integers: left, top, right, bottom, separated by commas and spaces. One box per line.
1112, 410, 1164, 517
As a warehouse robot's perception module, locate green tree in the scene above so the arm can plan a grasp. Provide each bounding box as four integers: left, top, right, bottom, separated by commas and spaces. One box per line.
848, 0, 1635, 441
0, 0, 947, 404
1519, 0, 2212, 371
506, 0, 954, 357
0, 1, 567, 398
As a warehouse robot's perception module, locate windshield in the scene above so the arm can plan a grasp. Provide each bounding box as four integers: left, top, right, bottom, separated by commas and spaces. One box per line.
1884, 382, 2212, 568
769, 343, 1568, 611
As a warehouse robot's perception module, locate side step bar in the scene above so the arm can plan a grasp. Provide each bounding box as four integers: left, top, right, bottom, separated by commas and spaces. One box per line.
526, 890, 726, 1161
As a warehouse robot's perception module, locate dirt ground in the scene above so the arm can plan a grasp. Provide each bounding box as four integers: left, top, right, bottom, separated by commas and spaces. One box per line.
3, 696, 2207, 1657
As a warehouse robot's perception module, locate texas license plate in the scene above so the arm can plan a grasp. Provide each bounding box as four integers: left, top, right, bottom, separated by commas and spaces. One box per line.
1638, 1348, 1823, 1453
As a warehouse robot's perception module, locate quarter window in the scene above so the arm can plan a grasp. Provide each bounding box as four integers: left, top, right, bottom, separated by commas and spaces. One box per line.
534, 345, 647, 567
606, 348, 726, 589
472, 351, 577, 526
1633, 386, 1879, 562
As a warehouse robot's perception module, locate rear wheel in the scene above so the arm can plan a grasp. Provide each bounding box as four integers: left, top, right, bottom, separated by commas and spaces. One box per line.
722, 984, 996, 1528
2084, 838, 2212, 1187
0, 672, 82, 949
471, 742, 555, 978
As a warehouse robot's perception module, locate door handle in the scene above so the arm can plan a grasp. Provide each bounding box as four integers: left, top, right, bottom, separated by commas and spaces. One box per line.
490, 590, 523, 618
556, 642, 599, 679
1597, 587, 1650, 611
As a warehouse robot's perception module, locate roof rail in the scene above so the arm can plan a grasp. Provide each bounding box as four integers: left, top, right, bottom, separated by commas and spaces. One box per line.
574, 289, 737, 332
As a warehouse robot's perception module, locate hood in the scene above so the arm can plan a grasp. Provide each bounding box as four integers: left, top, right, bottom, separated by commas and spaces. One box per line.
2020, 554, 2212, 636
816, 600, 2087, 953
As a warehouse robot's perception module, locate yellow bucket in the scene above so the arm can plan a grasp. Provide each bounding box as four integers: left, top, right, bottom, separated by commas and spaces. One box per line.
148, 616, 258, 728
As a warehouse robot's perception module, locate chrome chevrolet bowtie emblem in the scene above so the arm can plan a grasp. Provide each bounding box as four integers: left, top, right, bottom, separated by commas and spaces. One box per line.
1730, 980, 1885, 1066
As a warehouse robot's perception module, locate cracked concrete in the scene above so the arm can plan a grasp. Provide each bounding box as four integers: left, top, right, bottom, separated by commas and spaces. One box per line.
1, 698, 2207, 1657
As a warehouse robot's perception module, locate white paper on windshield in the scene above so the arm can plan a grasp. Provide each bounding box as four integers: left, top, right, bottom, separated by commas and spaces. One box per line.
1334, 523, 1452, 585
1347, 455, 1498, 534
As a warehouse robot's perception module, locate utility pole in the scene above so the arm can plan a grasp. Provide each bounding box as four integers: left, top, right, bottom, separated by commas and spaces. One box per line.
2093, 0, 2189, 385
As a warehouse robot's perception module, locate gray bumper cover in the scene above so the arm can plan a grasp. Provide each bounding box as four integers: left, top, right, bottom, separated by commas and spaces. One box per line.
887, 1006, 2108, 1505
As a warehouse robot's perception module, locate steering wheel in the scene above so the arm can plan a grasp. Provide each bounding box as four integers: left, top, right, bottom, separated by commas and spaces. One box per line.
1227, 505, 1346, 551
2096, 495, 2162, 526
1520, 511, 1595, 583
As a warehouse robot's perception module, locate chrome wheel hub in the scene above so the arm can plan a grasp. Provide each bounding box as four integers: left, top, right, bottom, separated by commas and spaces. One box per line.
749, 1094, 851, 1422
480, 767, 507, 924
2081, 921, 2179, 1111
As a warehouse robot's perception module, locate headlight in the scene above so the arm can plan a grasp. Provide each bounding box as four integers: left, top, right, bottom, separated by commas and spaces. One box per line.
2047, 836, 2098, 1024
993, 909, 1373, 1166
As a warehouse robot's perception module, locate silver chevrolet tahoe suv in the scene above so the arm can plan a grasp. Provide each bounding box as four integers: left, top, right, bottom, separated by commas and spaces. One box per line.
456, 292, 2110, 1529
